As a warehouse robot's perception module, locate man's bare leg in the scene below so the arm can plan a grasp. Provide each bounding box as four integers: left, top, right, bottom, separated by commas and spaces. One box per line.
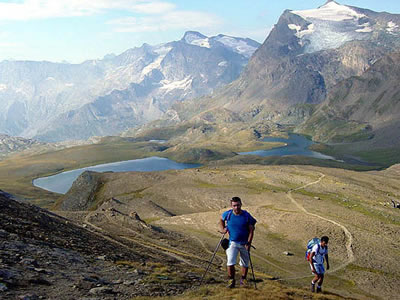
228, 265, 235, 279
241, 266, 248, 279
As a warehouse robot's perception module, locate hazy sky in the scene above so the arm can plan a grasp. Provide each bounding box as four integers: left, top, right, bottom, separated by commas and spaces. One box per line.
0, 0, 399, 63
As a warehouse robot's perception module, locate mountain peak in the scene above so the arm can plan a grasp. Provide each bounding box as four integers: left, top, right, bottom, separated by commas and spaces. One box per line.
323, 0, 339, 4
320, 0, 342, 9
292, 1, 365, 22
286, 0, 380, 54
182, 31, 208, 44
181, 31, 211, 48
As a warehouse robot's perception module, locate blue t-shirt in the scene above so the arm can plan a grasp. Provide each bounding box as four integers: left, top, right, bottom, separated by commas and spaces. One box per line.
222, 209, 257, 244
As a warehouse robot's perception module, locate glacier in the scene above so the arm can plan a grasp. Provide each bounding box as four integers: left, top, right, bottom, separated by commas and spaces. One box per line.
289, 1, 373, 53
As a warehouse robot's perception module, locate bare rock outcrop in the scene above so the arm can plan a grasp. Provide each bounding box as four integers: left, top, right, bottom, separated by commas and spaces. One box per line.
59, 171, 103, 211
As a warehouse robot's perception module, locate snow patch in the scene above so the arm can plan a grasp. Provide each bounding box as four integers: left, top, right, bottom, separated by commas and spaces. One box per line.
65, 83, 74, 87
153, 45, 172, 56
387, 21, 399, 34
0, 84, 7, 91
184, 32, 206, 44
218, 61, 228, 67
291, 1, 365, 22
15, 88, 29, 96
356, 22, 372, 33
141, 48, 171, 79
160, 76, 192, 93
183, 32, 211, 48
214, 36, 258, 58
288, 24, 301, 31
46, 77, 56, 81
190, 38, 211, 48
288, 23, 315, 39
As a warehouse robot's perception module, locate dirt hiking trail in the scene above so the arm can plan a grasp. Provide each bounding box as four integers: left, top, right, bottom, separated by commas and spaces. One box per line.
284, 171, 355, 279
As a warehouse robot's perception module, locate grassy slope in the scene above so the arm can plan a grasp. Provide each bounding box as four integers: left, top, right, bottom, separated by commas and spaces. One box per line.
54, 164, 400, 299
135, 281, 350, 300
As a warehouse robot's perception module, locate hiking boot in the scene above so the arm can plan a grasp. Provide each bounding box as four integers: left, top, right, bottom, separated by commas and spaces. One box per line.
227, 279, 235, 288
240, 278, 248, 288
316, 286, 322, 293
310, 283, 315, 293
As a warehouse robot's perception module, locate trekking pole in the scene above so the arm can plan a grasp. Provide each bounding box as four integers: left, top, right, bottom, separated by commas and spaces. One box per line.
199, 232, 226, 286
248, 249, 257, 289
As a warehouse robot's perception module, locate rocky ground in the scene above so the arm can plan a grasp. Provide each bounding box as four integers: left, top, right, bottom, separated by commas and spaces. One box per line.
0, 193, 214, 300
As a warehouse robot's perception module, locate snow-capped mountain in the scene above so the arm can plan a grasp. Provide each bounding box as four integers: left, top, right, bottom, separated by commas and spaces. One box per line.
0, 32, 260, 142
289, 1, 400, 53
183, 31, 260, 58
175, 1, 400, 123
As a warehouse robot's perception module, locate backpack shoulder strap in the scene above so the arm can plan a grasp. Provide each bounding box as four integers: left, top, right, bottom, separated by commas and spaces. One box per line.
224, 209, 233, 223
244, 210, 250, 225
316, 243, 320, 254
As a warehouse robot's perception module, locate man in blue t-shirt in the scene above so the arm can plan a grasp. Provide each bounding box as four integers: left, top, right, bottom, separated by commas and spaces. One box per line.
219, 196, 256, 288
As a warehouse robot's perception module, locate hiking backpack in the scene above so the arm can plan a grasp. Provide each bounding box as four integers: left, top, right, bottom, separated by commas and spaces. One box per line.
305, 237, 320, 261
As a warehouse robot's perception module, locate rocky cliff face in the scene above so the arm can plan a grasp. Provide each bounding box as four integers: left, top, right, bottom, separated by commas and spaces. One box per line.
0, 32, 259, 142
297, 51, 400, 145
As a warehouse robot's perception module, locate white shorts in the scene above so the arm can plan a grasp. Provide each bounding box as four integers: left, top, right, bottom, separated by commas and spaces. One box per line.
310, 262, 325, 275
226, 241, 250, 267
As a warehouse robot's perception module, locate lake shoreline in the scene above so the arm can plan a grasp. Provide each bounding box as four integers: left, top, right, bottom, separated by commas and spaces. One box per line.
33, 156, 201, 194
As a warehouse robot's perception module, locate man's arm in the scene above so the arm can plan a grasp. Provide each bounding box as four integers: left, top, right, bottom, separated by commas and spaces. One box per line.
310, 252, 317, 273
325, 254, 330, 270
219, 217, 228, 234
245, 224, 255, 251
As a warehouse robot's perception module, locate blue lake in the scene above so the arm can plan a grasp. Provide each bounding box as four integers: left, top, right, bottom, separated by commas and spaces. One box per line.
33, 156, 201, 195
239, 134, 335, 160
34, 135, 334, 195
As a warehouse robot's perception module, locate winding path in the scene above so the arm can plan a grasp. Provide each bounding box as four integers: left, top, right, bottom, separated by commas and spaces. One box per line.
83, 210, 209, 265
282, 171, 355, 279
192, 236, 225, 267
78, 170, 355, 282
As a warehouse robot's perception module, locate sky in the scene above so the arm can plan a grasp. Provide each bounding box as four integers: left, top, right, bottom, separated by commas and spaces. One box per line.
0, 0, 399, 64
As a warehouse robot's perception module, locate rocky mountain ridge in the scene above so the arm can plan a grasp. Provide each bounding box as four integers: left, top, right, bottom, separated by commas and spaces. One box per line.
161, 1, 400, 126
297, 51, 400, 146
0, 134, 42, 158
0, 32, 259, 142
